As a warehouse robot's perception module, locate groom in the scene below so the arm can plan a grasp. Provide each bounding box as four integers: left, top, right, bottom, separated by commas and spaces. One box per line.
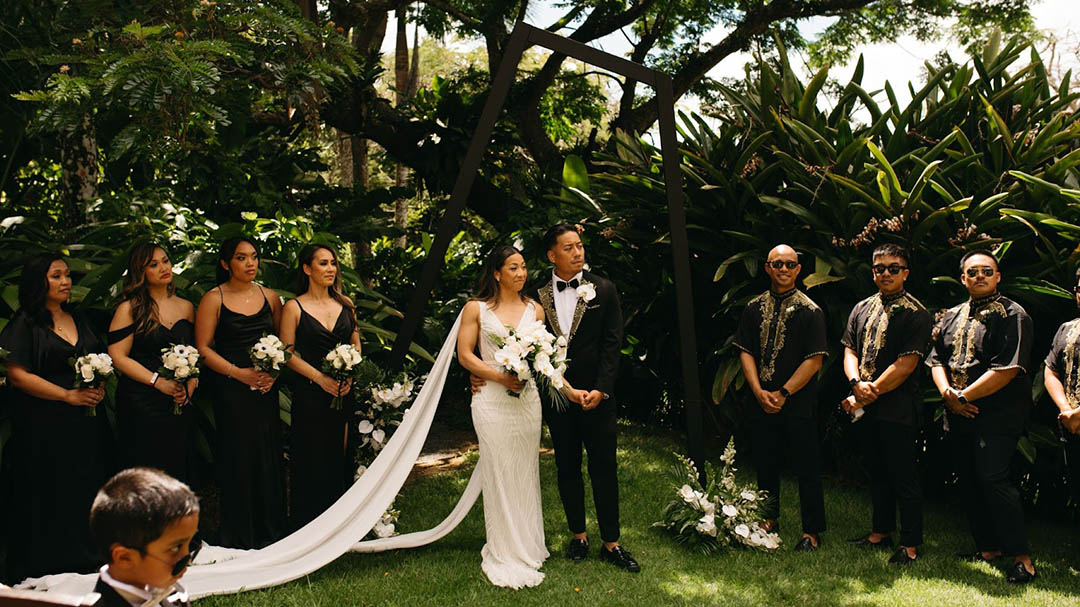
471, 223, 639, 572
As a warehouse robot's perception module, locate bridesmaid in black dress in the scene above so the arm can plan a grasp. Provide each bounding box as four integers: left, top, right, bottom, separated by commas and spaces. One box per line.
0, 254, 107, 579
279, 244, 361, 529
194, 237, 285, 549
107, 243, 198, 482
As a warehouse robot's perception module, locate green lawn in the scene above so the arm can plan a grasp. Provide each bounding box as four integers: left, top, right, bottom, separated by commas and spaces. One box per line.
200, 423, 1080, 606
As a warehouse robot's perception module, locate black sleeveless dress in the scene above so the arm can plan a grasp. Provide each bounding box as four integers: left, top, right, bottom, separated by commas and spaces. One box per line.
0, 311, 109, 579
288, 303, 354, 530
210, 289, 285, 549
107, 319, 195, 482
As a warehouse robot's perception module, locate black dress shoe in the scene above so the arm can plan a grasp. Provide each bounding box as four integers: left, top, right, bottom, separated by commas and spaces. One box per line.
888, 548, 917, 565
566, 538, 589, 561
846, 535, 894, 550
794, 535, 821, 552
1005, 561, 1037, 584
600, 544, 641, 573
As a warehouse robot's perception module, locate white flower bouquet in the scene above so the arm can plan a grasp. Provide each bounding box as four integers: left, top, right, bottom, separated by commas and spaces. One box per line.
320, 343, 363, 409
653, 439, 780, 552
489, 318, 571, 410
248, 333, 291, 390
159, 344, 201, 414
73, 352, 114, 416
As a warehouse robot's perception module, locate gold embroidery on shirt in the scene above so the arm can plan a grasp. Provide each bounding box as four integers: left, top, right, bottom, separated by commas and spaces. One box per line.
1062, 319, 1080, 409
858, 292, 924, 380
754, 290, 819, 383
946, 297, 1007, 390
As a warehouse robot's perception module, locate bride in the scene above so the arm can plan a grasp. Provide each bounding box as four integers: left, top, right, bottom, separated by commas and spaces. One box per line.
456, 245, 582, 589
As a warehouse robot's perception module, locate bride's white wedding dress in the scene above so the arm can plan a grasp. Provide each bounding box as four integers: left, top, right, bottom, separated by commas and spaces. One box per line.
17, 306, 547, 599
471, 300, 549, 588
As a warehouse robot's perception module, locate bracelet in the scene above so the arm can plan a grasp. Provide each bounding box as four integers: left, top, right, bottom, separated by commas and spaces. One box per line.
150, 372, 160, 387
226, 364, 234, 379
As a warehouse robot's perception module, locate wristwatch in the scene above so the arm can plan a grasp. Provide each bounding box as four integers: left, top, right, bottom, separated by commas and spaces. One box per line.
848, 377, 858, 388
955, 390, 968, 405
779, 386, 791, 398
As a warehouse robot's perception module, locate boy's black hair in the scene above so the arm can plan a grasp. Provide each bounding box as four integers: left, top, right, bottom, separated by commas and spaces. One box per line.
89, 468, 199, 563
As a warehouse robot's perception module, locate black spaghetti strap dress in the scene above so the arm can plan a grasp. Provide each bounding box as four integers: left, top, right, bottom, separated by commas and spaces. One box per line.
210, 288, 285, 549
288, 302, 354, 530
107, 319, 195, 482
0, 311, 108, 579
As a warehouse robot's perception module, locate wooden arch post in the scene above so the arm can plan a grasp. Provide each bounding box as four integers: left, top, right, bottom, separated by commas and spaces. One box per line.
387, 23, 705, 469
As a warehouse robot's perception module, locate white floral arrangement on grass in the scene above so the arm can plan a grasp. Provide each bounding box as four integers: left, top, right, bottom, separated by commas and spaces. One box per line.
73, 352, 114, 416
320, 343, 363, 409
654, 439, 780, 552
489, 318, 570, 410
249, 333, 290, 389
354, 372, 420, 541
160, 343, 201, 414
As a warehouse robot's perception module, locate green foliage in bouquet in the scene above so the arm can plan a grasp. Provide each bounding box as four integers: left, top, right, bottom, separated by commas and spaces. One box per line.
654, 439, 779, 553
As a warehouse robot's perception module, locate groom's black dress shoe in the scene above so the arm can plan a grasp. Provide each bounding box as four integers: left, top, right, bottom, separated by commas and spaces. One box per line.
600, 544, 641, 573
566, 538, 589, 561
846, 535, 893, 550
888, 548, 917, 565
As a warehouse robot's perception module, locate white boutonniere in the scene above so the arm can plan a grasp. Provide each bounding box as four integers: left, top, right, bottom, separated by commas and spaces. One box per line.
577, 281, 596, 302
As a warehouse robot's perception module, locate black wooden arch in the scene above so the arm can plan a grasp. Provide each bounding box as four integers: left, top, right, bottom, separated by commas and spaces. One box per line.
387, 23, 705, 465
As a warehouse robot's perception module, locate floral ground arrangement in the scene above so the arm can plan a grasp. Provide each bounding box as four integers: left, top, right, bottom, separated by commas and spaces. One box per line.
197, 423, 1080, 607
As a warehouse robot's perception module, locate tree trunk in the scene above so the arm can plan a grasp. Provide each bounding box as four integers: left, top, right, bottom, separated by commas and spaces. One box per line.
58, 114, 98, 231
392, 6, 414, 248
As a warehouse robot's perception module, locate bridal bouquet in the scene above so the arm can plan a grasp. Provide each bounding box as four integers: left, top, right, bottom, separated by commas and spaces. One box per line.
654, 439, 780, 552
73, 352, 114, 416
159, 344, 201, 415
320, 343, 364, 409
249, 334, 290, 389
489, 318, 570, 410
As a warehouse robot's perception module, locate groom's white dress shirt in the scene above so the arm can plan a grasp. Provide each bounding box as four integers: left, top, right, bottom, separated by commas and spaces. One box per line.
552, 270, 583, 335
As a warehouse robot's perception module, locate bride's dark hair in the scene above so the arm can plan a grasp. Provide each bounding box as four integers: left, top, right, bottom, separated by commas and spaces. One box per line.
474, 245, 527, 308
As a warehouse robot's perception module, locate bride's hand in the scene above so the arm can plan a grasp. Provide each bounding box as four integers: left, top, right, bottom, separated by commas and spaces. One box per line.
499, 373, 525, 393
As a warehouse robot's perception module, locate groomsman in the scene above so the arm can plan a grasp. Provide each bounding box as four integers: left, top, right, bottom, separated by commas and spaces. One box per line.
734, 244, 828, 551
1043, 267, 1080, 506
927, 250, 1036, 583
839, 244, 931, 565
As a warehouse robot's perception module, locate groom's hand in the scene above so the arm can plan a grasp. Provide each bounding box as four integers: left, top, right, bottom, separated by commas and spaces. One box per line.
469, 374, 486, 394
582, 390, 605, 410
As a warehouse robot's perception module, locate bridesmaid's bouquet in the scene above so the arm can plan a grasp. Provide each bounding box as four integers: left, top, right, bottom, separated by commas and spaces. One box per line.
73, 352, 114, 416
249, 334, 291, 390
320, 343, 363, 409
489, 318, 571, 410
160, 344, 201, 415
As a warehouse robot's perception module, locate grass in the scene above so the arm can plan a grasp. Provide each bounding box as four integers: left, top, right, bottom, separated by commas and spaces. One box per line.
200, 423, 1080, 606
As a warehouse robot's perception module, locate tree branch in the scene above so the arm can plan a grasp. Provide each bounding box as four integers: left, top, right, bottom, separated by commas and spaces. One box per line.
624, 0, 877, 132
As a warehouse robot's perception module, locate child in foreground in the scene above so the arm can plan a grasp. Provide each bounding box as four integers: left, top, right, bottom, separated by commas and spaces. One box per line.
88, 468, 200, 607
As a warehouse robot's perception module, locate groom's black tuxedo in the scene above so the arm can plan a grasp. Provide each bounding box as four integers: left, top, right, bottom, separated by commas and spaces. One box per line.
528, 270, 624, 543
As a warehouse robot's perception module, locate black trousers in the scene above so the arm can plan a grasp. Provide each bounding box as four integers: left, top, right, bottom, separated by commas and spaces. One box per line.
543, 403, 620, 543
950, 432, 1029, 556
1065, 432, 1080, 500
858, 418, 923, 546
750, 411, 827, 534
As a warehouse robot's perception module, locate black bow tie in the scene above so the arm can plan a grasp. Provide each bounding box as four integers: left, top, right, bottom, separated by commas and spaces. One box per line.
556, 278, 580, 292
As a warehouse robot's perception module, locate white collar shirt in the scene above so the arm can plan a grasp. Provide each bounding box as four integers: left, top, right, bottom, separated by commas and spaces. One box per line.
552, 270, 583, 336
99, 565, 189, 607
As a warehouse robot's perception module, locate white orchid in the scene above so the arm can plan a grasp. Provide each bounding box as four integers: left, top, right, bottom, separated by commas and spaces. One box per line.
722, 504, 738, 518
576, 281, 597, 302
695, 513, 717, 537
734, 524, 750, 538
740, 490, 757, 502
357, 420, 374, 434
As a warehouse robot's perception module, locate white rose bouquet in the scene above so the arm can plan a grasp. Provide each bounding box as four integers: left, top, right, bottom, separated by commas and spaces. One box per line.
73, 352, 114, 416
248, 333, 291, 390
653, 439, 780, 552
489, 318, 571, 410
159, 344, 201, 415
320, 343, 363, 409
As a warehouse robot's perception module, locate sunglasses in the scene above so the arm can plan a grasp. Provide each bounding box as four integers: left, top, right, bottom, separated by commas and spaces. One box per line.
766, 260, 799, 270
965, 267, 996, 278
145, 532, 202, 577
872, 264, 908, 275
